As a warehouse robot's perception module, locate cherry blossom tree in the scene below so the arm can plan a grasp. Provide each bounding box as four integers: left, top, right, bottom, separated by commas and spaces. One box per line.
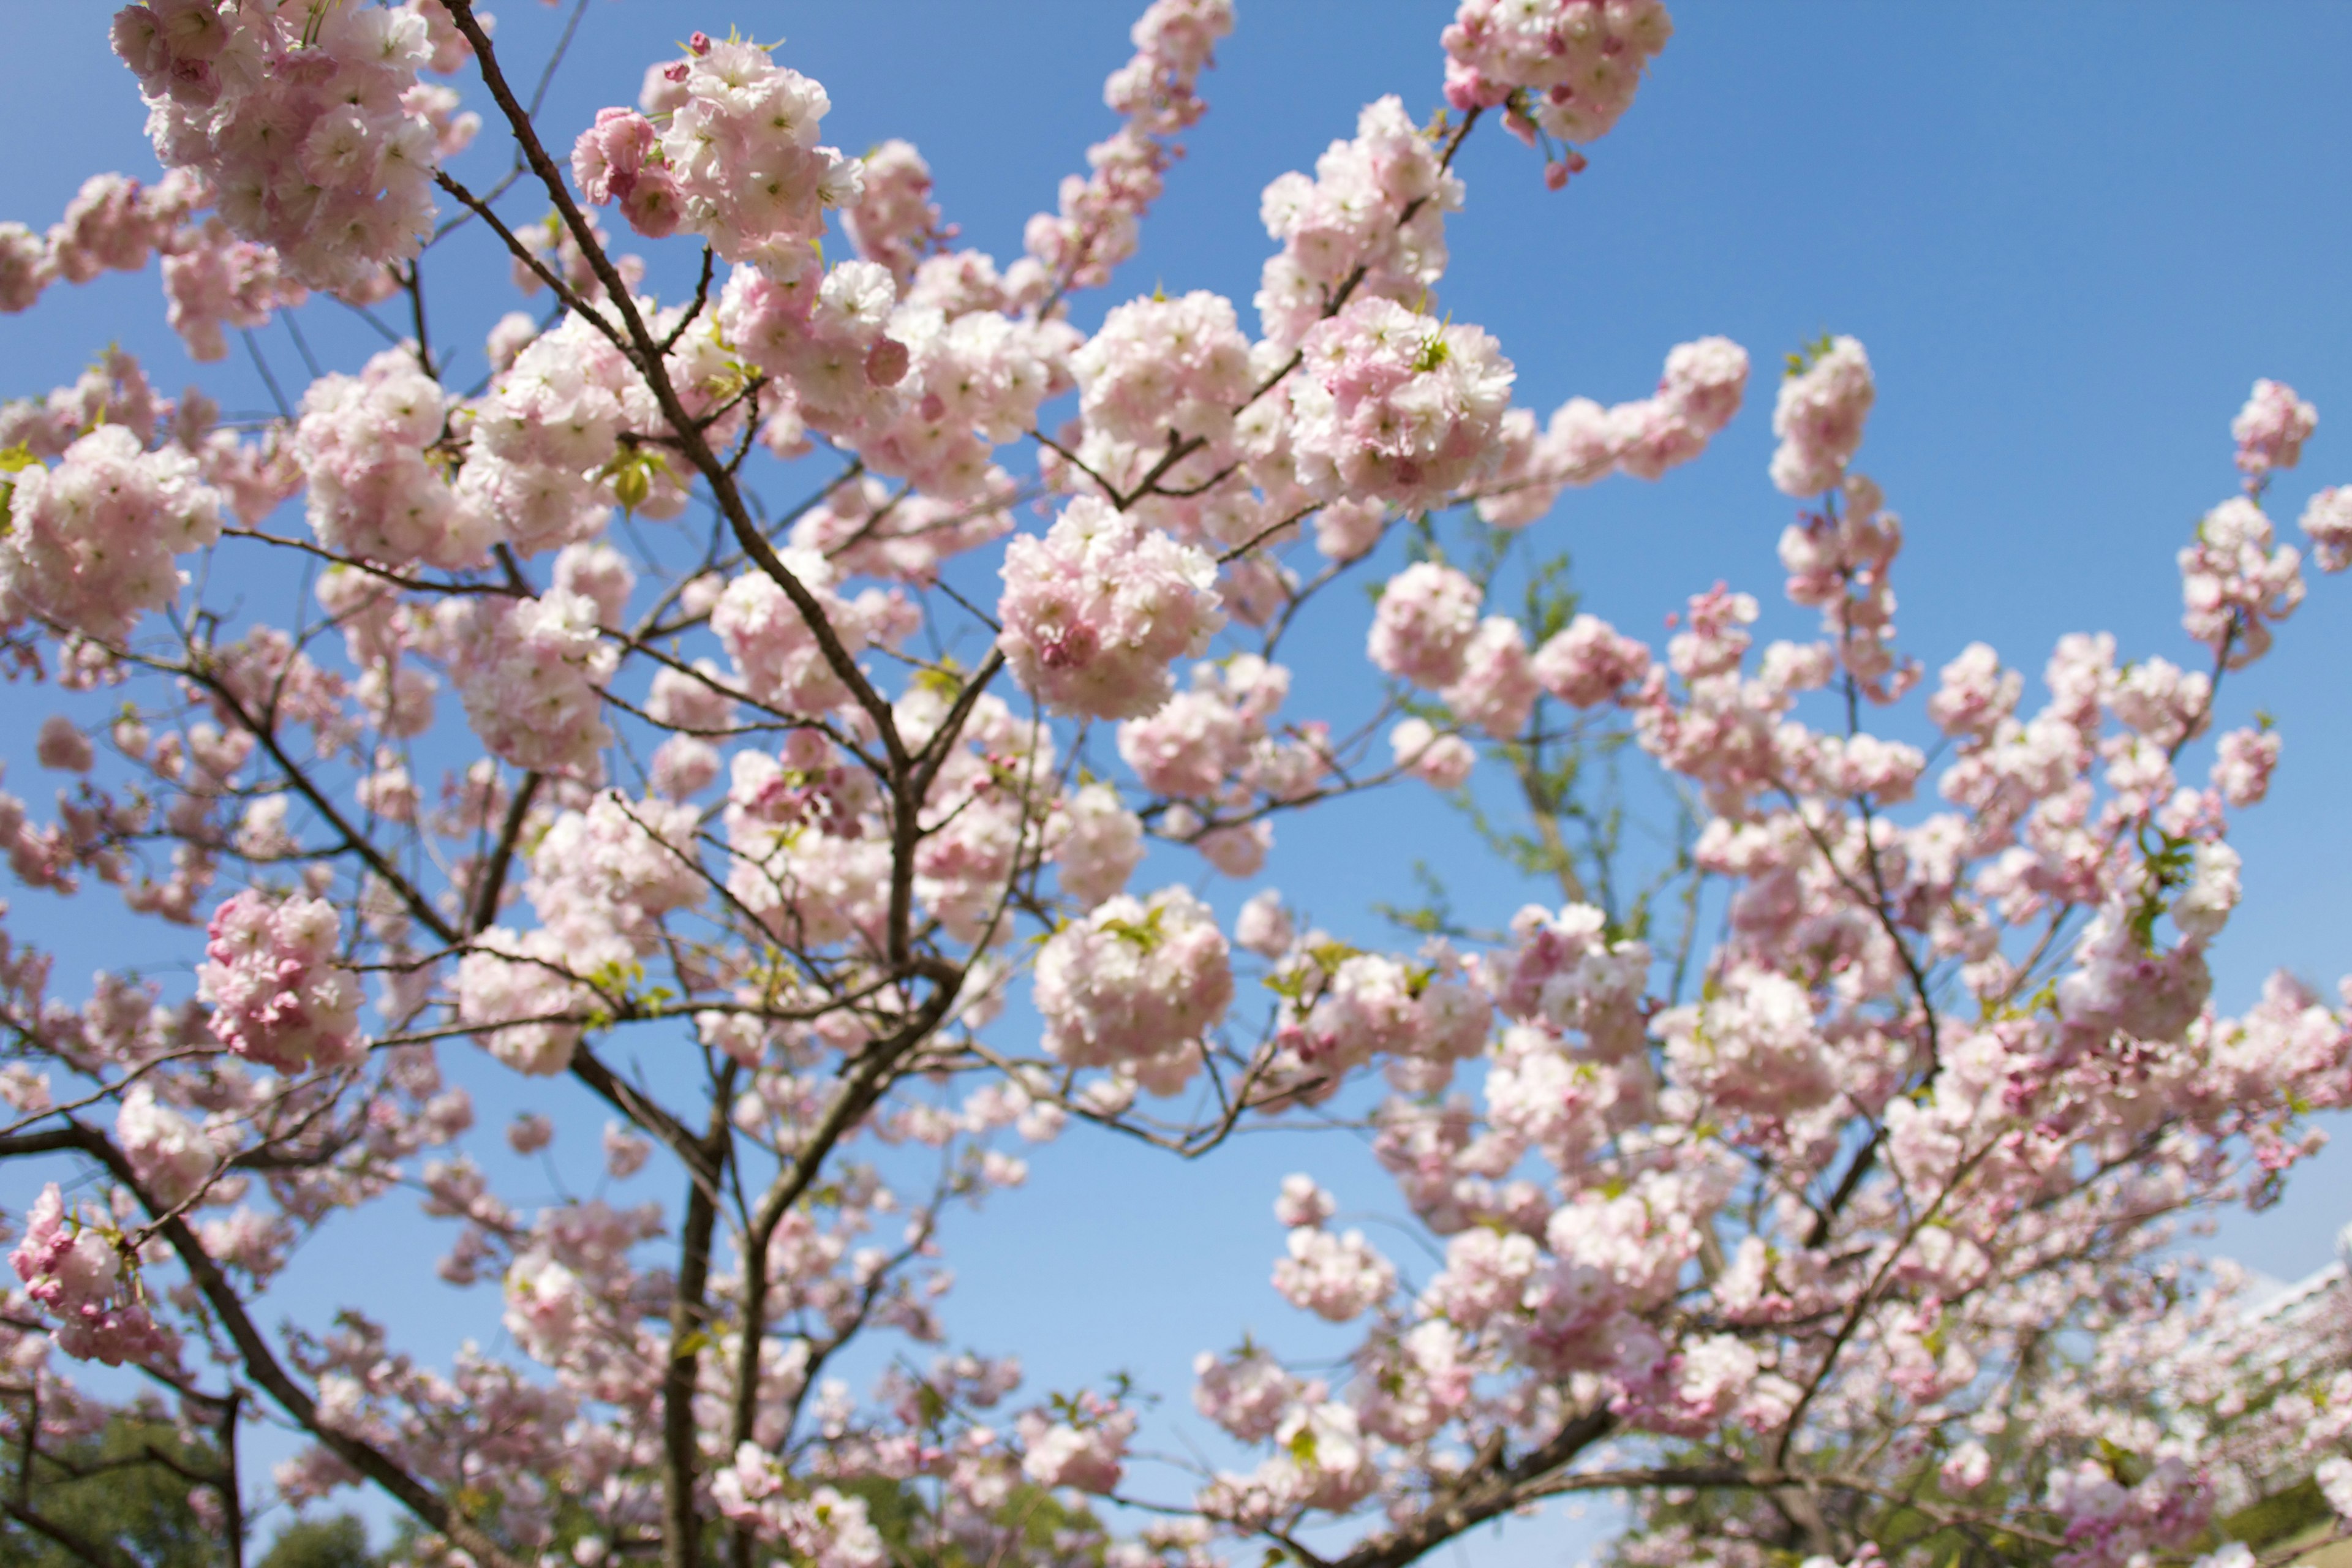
2, 4, 2351, 1568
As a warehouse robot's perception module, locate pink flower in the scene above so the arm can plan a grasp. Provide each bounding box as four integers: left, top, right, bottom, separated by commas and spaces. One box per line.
198, 890, 364, 1072
1290, 298, 1515, 511
2231, 378, 2316, 483
1770, 336, 1874, 497
998, 497, 1224, 720
1035, 886, 1232, 1071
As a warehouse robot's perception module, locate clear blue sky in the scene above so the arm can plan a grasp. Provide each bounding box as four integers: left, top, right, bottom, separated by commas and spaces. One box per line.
6, 4, 2352, 1561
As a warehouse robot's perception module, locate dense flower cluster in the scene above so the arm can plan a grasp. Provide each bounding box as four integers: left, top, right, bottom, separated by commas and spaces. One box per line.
1024, 0, 1234, 292
842, 138, 948, 286
1256, 96, 1463, 348
0, 421, 222, 642
2, 9, 2350, 1568
448, 589, 617, 777
197, 890, 364, 1073
2233, 377, 2317, 484
1289, 297, 1515, 511
1033, 886, 1233, 1072
296, 348, 488, 569
1442, 0, 1675, 156
1477, 336, 1751, 526
1073, 290, 1256, 449
112, 1, 446, 293
10, 1185, 172, 1367
582, 32, 862, 257
1770, 334, 1875, 497
997, 496, 1224, 719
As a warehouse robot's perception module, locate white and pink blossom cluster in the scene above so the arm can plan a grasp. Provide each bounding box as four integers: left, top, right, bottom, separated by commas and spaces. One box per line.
1442, 0, 1675, 172
446, 589, 616, 778
1256, 97, 1464, 349
2232, 377, 2316, 486
1073, 290, 1256, 452
0, 422, 223, 643
1025, 0, 1234, 292
714, 1446, 888, 1568
197, 890, 364, 1073
1289, 297, 1515, 512
581, 32, 862, 257
113, 1, 447, 293
1478, 337, 1751, 526
10, 1185, 173, 1367
998, 497, 1224, 720
0, 171, 198, 315
296, 347, 489, 569
1034, 886, 1232, 1082
1770, 335, 1875, 497
712, 551, 913, 717
2180, 496, 2305, 668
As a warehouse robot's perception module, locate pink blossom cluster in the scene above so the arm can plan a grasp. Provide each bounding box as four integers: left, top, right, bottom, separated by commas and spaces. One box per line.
1050, 782, 1147, 907
1367, 562, 1485, 688
462, 315, 647, 557
2042, 1457, 2214, 1568
1531, 612, 1655, 708
1262, 940, 1491, 1090
1256, 97, 1464, 349
1770, 335, 1875, 497
2179, 496, 2305, 668
296, 347, 490, 569
2302, 486, 2352, 575
1116, 655, 1321, 812
113, 1, 446, 293
1441, 0, 1675, 164
1073, 290, 1256, 451
858, 295, 1072, 500
197, 890, 364, 1073
724, 246, 1077, 496
1488, 901, 1653, 1058
713, 1446, 888, 1568
1033, 886, 1232, 1074
2231, 377, 2316, 485
1289, 297, 1515, 512
523, 793, 704, 955
1018, 1392, 1137, 1493
1025, 0, 1234, 293
582, 33, 862, 258
906, 688, 1062, 941
117, 1083, 220, 1208
457, 926, 602, 1077
997, 497, 1225, 720
1779, 473, 1914, 696
1272, 1222, 1396, 1322
0, 170, 200, 316
1194, 1343, 1310, 1442
162, 217, 306, 363
1390, 717, 1474, 789
718, 258, 907, 451
9, 1185, 173, 1367
1478, 337, 1751, 526
711, 552, 911, 717
722, 735, 888, 949
0, 422, 224, 643
1655, 965, 1836, 1120
1441, 616, 1542, 737
843, 139, 949, 286
446, 589, 616, 778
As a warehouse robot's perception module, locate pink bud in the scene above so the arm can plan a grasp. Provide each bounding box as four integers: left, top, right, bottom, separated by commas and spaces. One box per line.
865, 336, 911, 388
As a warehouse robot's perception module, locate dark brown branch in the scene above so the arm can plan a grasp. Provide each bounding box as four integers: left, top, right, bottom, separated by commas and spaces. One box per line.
469, 771, 543, 937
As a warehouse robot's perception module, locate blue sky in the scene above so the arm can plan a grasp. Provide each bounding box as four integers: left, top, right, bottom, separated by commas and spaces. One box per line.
7, 3, 2352, 1561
